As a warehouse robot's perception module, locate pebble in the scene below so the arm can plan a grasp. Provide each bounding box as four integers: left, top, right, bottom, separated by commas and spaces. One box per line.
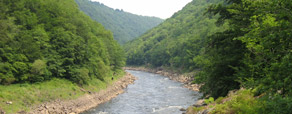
6, 101, 12, 105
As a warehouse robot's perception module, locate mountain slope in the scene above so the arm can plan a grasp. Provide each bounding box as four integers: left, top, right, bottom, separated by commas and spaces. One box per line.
124, 0, 225, 70
75, 0, 163, 44
0, 0, 124, 85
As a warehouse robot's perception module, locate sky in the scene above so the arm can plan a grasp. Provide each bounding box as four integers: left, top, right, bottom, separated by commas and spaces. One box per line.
91, 0, 192, 19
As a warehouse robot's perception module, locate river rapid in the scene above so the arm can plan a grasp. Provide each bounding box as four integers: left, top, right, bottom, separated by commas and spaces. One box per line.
82, 70, 201, 114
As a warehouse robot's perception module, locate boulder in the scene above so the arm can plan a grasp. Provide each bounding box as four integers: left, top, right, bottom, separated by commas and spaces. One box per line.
180, 108, 187, 111
156, 71, 163, 74
195, 99, 205, 105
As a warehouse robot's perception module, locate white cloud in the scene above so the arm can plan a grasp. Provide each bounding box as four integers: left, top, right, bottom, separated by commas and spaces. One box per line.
91, 0, 192, 19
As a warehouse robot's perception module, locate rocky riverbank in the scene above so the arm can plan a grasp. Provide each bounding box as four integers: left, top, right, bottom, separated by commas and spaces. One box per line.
28, 72, 136, 114
124, 67, 200, 91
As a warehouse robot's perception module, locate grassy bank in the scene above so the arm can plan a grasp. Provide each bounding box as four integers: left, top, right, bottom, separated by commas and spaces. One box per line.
188, 89, 262, 114
188, 89, 292, 114
0, 71, 125, 114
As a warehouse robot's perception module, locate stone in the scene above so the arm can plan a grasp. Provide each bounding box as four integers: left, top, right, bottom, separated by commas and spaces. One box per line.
180, 108, 186, 111
80, 88, 86, 92
193, 104, 202, 107
156, 71, 163, 74
17, 110, 26, 114
6, 101, 12, 105
195, 99, 205, 105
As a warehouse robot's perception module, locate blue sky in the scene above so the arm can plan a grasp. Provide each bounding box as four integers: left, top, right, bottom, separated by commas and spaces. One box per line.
91, 0, 192, 19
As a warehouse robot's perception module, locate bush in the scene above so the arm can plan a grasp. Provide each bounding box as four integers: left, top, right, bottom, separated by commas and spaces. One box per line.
30, 59, 50, 82
205, 97, 214, 104
69, 68, 90, 85
31, 59, 47, 76
215, 97, 224, 104
0, 63, 16, 84
211, 89, 262, 114
259, 96, 292, 114
0, 73, 16, 85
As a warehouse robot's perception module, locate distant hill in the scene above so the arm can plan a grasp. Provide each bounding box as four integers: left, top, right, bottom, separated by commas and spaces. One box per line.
75, 0, 164, 44
124, 0, 224, 70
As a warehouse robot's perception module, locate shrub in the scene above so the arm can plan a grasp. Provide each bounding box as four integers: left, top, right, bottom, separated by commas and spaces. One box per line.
215, 97, 224, 104
205, 97, 215, 104
31, 59, 47, 76
211, 89, 262, 114
259, 96, 292, 114
0, 63, 16, 84
30, 59, 50, 82
69, 68, 90, 85
0, 73, 16, 85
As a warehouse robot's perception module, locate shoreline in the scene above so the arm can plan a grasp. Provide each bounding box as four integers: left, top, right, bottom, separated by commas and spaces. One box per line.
25, 67, 199, 114
124, 67, 200, 91
28, 72, 136, 114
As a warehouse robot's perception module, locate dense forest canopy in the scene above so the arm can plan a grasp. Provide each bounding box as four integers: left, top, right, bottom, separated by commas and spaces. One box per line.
0, 0, 125, 85
193, 0, 292, 113
1, 0, 292, 113
197, 0, 292, 98
125, 0, 292, 112
124, 0, 225, 71
75, 0, 163, 44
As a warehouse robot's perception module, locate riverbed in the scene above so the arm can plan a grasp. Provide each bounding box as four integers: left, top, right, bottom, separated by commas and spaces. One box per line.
82, 70, 201, 114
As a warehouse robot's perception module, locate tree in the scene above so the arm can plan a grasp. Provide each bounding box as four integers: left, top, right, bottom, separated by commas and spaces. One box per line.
0, 0, 126, 85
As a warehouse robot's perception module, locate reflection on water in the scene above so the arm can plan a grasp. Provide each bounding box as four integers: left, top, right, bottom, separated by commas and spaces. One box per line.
82, 70, 201, 114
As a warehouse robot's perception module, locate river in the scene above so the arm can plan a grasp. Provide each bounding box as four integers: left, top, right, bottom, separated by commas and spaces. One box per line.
82, 70, 201, 114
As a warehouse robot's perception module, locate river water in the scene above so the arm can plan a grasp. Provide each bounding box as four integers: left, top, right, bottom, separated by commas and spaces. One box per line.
82, 70, 201, 114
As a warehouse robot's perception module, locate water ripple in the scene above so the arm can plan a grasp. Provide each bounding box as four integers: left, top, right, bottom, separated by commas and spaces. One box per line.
82, 70, 202, 114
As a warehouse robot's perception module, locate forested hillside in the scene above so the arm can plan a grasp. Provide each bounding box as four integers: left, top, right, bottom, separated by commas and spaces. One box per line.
124, 0, 224, 70
126, 0, 292, 113
196, 0, 292, 112
0, 0, 125, 85
75, 0, 163, 44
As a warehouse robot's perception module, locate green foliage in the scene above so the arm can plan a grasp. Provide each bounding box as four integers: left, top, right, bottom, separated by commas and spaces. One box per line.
193, 90, 292, 114
0, 0, 125, 85
211, 89, 262, 114
195, 0, 254, 98
0, 78, 84, 113
69, 68, 90, 85
195, 0, 292, 113
31, 59, 47, 76
124, 0, 226, 71
204, 97, 215, 104
215, 97, 224, 104
259, 95, 292, 114
122, 0, 292, 113
124, 0, 292, 112
193, 0, 292, 99
0, 71, 124, 113
233, 0, 292, 97
192, 106, 206, 113
30, 59, 50, 82
0, 63, 16, 85
75, 0, 163, 44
